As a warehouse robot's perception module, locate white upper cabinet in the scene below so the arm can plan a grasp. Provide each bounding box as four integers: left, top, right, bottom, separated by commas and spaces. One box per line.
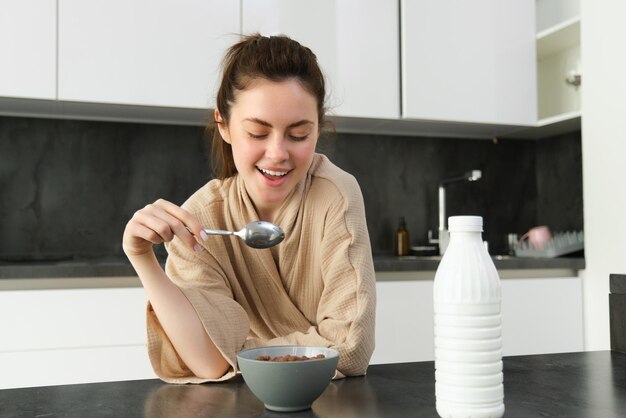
535, 0, 580, 123
242, 0, 400, 119
401, 0, 537, 126
1, 1, 548, 136
0, 1, 56, 100
58, 0, 240, 109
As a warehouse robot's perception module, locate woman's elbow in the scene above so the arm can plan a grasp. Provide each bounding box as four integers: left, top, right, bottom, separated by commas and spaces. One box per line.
339, 360, 370, 377
337, 342, 374, 376
189, 357, 230, 380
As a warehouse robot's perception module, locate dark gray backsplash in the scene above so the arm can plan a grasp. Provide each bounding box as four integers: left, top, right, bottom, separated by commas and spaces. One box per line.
535, 131, 584, 232
323, 130, 583, 254
0, 116, 582, 260
0, 117, 211, 261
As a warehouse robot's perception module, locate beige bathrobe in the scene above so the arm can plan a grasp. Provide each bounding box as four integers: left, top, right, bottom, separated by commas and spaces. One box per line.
146, 153, 376, 383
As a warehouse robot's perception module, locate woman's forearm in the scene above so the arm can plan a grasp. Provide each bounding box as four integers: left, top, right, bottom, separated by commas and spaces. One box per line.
129, 251, 229, 379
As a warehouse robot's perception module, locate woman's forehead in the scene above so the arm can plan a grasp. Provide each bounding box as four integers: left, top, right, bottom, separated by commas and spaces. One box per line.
230, 78, 319, 121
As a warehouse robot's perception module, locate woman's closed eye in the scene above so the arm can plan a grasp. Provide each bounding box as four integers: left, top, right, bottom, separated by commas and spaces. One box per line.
247, 131, 268, 139
288, 133, 309, 141
247, 131, 310, 141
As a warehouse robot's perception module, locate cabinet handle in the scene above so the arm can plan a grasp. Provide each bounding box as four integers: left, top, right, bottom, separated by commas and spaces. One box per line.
565, 71, 582, 88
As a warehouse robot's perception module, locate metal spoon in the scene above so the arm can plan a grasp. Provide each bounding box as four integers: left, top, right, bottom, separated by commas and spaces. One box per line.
202, 221, 285, 249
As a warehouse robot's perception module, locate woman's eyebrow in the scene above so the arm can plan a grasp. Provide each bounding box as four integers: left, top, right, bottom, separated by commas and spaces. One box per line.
243, 118, 314, 128
244, 117, 272, 127
287, 120, 314, 128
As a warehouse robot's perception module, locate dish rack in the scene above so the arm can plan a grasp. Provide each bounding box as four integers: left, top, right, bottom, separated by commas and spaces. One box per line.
514, 230, 584, 258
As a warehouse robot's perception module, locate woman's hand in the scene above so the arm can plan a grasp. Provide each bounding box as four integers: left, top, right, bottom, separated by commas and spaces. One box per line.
123, 199, 207, 258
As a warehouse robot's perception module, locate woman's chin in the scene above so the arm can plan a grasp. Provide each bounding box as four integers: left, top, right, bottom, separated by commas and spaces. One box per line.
257, 192, 289, 207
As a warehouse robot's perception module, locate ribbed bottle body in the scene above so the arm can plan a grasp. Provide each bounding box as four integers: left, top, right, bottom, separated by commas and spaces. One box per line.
433, 216, 504, 418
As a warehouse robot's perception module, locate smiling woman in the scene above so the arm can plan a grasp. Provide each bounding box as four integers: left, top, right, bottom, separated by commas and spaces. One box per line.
215, 78, 319, 221
122, 34, 376, 384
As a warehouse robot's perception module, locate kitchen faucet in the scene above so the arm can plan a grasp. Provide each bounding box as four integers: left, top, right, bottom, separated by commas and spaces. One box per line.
437, 170, 482, 254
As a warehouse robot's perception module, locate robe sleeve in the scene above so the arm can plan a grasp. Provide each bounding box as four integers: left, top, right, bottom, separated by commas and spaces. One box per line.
146, 238, 250, 384
243, 178, 376, 376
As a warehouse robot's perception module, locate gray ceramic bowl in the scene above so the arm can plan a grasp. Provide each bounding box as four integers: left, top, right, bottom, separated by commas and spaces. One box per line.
237, 345, 339, 412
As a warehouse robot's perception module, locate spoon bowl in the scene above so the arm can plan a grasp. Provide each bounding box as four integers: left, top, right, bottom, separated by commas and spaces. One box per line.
203, 221, 285, 249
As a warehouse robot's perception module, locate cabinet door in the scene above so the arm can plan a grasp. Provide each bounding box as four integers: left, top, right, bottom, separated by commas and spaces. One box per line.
0, 0, 56, 100
373, 275, 583, 365
58, 0, 239, 109
401, 0, 536, 126
372, 280, 434, 364
501, 277, 583, 355
0, 287, 154, 389
242, 0, 400, 119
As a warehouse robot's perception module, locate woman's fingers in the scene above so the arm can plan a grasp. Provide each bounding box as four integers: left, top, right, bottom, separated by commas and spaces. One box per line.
152, 199, 208, 247
134, 209, 176, 243
133, 223, 167, 245
124, 199, 206, 255
123, 219, 165, 257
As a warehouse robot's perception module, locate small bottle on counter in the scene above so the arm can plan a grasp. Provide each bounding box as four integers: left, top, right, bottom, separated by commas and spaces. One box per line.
433, 216, 504, 418
395, 216, 410, 256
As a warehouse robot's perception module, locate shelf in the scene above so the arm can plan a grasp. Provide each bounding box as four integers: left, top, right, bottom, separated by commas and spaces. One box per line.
1, 96, 534, 140
537, 110, 581, 127
502, 111, 581, 139
537, 17, 580, 60
332, 116, 529, 139
0, 96, 209, 126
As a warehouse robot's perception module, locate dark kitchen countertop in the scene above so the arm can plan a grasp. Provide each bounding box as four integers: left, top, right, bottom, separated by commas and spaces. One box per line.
2, 351, 625, 417
0, 254, 585, 280
373, 254, 585, 272
0, 256, 146, 280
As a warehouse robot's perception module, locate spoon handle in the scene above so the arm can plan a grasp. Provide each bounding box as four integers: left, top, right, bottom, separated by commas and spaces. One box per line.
203, 228, 235, 236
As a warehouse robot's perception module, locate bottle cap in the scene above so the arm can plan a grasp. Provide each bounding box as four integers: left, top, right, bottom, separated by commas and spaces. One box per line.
448, 216, 483, 232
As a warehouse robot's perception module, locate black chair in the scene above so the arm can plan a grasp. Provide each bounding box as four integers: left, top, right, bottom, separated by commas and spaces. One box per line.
610, 274, 626, 353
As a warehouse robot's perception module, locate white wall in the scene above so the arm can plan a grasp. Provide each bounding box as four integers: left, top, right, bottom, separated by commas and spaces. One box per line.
579, 0, 626, 350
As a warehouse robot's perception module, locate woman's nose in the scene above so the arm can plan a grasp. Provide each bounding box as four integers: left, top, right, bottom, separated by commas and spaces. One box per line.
265, 136, 289, 161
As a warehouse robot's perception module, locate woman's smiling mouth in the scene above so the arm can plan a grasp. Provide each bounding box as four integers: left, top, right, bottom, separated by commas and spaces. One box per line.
257, 167, 289, 177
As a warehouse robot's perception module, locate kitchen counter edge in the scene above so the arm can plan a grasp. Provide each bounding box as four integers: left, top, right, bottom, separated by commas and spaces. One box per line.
0, 256, 585, 291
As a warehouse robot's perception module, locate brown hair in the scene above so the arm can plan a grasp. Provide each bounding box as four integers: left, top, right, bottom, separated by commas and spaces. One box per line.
208, 33, 327, 179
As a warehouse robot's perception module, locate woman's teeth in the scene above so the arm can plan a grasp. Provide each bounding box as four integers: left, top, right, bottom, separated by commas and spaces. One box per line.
258, 167, 288, 177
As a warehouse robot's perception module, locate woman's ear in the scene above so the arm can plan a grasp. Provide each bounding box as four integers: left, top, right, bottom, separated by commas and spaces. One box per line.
214, 108, 231, 144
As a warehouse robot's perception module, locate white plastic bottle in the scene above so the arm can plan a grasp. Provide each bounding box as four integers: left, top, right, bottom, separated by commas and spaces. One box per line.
433, 216, 504, 418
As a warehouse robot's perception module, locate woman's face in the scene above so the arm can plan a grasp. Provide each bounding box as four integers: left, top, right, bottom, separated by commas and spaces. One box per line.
216, 78, 319, 221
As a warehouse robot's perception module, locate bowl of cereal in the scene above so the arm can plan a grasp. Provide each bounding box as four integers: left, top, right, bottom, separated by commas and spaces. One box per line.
236, 345, 339, 412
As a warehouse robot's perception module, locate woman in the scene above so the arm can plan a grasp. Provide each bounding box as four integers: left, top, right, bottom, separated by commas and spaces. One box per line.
122, 34, 376, 383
